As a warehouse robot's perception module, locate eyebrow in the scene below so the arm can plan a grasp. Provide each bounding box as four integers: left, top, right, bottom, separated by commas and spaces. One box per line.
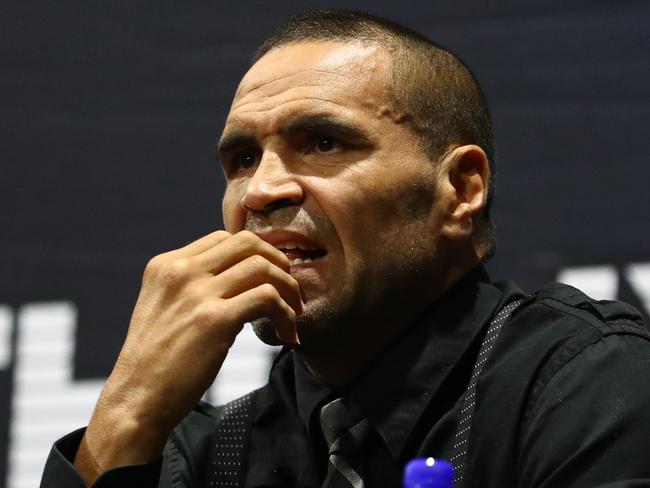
216, 114, 373, 161
280, 115, 372, 144
216, 132, 257, 161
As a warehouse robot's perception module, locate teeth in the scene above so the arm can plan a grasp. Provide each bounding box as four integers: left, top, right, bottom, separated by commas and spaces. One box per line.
279, 242, 317, 251
291, 258, 304, 265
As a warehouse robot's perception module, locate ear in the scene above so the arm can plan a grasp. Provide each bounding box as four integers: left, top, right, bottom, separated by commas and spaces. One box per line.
437, 144, 490, 240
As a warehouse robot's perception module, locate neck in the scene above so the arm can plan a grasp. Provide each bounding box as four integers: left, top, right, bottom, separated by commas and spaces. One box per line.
297, 261, 478, 388
297, 318, 406, 388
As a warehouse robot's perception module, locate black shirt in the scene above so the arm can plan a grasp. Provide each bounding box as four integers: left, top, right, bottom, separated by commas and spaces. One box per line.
40, 268, 650, 487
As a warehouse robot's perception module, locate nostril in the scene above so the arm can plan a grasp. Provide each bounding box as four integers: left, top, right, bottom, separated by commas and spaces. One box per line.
264, 198, 298, 211
241, 197, 298, 213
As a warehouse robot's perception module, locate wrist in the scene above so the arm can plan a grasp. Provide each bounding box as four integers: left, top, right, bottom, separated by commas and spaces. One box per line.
74, 404, 170, 485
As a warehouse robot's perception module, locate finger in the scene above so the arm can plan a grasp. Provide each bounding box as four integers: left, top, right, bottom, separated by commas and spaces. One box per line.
175, 230, 233, 258
227, 284, 299, 345
192, 230, 291, 275
208, 255, 303, 314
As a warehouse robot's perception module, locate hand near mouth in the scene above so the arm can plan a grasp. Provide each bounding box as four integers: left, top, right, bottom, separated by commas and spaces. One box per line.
73, 230, 302, 485
253, 229, 328, 266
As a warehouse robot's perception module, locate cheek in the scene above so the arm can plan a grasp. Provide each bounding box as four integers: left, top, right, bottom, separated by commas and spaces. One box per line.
336, 173, 438, 252
362, 172, 437, 224
221, 186, 245, 232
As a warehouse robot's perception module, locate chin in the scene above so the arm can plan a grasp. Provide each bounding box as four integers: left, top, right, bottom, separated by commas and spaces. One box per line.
250, 299, 338, 348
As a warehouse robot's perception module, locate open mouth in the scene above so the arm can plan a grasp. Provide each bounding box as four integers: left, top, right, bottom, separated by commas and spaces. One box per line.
277, 245, 327, 265
254, 229, 328, 266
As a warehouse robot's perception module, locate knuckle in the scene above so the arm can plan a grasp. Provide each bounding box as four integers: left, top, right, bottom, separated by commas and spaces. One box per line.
193, 301, 222, 325
209, 230, 231, 246
161, 258, 192, 285
283, 304, 296, 321
144, 254, 166, 278
287, 274, 300, 290
258, 283, 280, 302
192, 302, 240, 345
238, 229, 257, 240
247, 254, 270, 272
184, 281, 206, 303
237, 230, 259, 247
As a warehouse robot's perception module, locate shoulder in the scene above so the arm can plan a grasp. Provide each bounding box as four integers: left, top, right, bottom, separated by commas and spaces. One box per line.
474, 280, 650, 438
493, 282, 648, 369
470, 283, 650, 485
511, 285, 650, 485
490, 282, 649, 402
526, 282, 647, 337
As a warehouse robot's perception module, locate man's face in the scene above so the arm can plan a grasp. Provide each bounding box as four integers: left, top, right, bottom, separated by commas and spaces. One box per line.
219, 41, 447, 347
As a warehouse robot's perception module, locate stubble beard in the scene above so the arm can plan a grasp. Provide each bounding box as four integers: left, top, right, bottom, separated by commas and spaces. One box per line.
251, 294, 340, 351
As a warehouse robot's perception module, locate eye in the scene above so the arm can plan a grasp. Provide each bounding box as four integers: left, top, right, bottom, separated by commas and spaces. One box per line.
314, 136, 340, 153
231, 149, 260, 170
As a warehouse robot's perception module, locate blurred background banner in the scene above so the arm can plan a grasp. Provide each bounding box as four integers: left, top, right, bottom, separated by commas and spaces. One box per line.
1, 2, 649, 486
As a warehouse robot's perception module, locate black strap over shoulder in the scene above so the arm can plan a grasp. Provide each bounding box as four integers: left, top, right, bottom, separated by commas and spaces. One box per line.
208, 392, 255, 487
450, 298, 526, 488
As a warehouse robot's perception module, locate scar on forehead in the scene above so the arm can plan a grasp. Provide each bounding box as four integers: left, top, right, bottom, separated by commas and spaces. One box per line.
377, 104, 413, 125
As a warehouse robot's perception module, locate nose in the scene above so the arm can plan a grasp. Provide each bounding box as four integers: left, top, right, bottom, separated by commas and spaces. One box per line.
240, 151, 304, 212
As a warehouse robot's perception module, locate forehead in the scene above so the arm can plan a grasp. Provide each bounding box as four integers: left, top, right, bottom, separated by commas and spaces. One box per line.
224, 41, 394, 132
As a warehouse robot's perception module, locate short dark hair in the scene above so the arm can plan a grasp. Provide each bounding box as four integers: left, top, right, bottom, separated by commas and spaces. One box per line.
254, 10, 496, 259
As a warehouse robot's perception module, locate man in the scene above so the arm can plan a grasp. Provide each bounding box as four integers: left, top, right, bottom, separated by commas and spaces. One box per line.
41, 10, 650, 488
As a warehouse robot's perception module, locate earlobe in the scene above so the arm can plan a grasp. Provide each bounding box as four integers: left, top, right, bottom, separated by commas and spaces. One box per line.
439, 145, 490, 240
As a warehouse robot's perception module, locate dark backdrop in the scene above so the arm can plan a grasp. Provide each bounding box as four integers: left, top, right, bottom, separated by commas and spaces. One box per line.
1, 2, 649, 486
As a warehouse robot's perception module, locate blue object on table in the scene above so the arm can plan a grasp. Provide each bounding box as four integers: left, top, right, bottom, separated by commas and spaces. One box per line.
403, 458, 454, 488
